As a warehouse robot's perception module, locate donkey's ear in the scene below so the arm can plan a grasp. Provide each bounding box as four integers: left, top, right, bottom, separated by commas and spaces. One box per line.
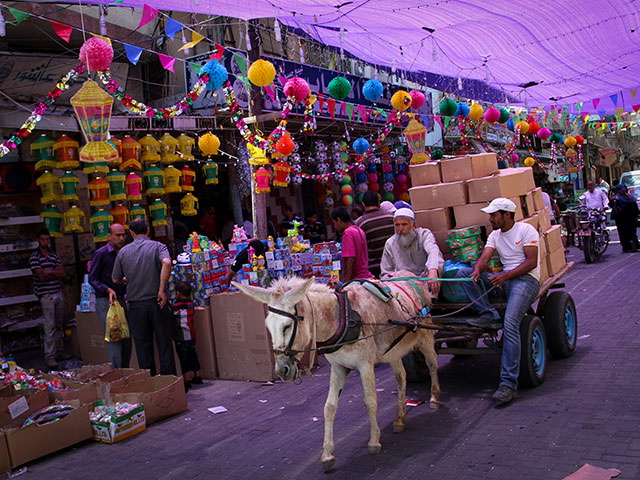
282, 277, 315, 307
232, 282, 274, 305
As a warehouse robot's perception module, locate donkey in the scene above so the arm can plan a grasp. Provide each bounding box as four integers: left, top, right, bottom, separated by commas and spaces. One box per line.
234, 273, 440, 470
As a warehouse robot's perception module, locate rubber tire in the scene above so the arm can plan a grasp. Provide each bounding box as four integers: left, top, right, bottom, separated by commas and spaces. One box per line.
402, 350, 430, 383
542, 291, 577, 358
518, 315, 547, 388
583, 235, 594, 264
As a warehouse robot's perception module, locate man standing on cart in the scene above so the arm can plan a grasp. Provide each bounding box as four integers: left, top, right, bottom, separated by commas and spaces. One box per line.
456, 198, 540, 405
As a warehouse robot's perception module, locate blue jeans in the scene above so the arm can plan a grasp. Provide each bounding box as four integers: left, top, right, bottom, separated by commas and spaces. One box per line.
456, 267, 540, 390
96, 297, 132, 369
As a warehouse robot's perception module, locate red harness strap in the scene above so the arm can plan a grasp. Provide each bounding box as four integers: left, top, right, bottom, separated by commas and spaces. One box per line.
387, 281, 421, 314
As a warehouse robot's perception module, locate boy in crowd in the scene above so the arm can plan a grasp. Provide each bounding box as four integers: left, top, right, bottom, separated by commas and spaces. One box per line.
173, 282, 202, 391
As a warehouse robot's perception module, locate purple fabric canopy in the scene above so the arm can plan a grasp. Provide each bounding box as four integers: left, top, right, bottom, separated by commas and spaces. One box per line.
79, 0, 640, 110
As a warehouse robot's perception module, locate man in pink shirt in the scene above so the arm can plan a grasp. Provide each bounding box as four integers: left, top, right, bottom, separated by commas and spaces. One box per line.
331, 207, 374, 282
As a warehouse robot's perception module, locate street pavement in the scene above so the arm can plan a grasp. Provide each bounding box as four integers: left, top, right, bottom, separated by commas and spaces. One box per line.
16, 228, 640, 480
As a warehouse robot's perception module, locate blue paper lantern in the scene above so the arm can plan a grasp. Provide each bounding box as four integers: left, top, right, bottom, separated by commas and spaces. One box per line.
353, 137, 370, 155
362, 79, 383, 102
506, 118, 515, 132
201, 61, 228, 91
356, 172, 367, 183
456, 102, 470, 117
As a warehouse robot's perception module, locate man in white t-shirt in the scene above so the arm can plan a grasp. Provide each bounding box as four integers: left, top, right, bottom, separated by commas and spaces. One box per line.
456, 198, 540, 405
581, 180, 609, 210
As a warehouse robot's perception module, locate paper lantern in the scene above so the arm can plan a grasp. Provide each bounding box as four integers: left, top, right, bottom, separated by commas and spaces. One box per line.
484, 107, 500, 124
107, 137, 122, 167
276, 136, 295, 156
88, 177, 110, 207
79, 37, 113, 72
248, 59, 276, 87
524, 157, 535, 167
550, 132, 563, 143
164, 165, 182, 192
392, 90, 412, 111
31, 135, 57, 171
160, 133, 179, 164
511, 153, 519, 163
456, 102, 470, 118
83, 162, 109, 175
198, 132, 220, 158
506, 118, 515, 132
90, 209, 113, 242
130, 204, 146, 222
564, 136, 577, 148
431, 148, 444, 160
247, 144, 269, 165
41, 206, 63, 238
468, 103, 484, 121
63, 205, 85, 233
353, 137, 370, 155
37, 171, 60, 204
273, 161, 291, 187
180, 166, 196, 192
362, 79, 383, 102
60, 171, 79, 201
498, 107, 510, 124
528, 121, 541, 135
70, 80, 118, 164
537, 127, 551, 140
403, 119, 428, 164
180, 193, 199, 217
399, 192, 410, 202
367, 172, 378, 183
203, 162, 219, 185
178, 133, 195, 161
382, 192, 394, 202
110, 204, 129, 228
575, 135, 585, 145
149, 199, 168, 227
409, 90, 426, 110
254, 167, 271, 194
53, 135, 79, 169
328, 77, 351, 100
516, 121, 530, 135
284, 77, 310, 102
107, 169, 126, 201
201, 60, 228, 90
120, 135, 142, 171
126, 173, 143, 200
139, 134, 161, 164
143, 165, 165, 196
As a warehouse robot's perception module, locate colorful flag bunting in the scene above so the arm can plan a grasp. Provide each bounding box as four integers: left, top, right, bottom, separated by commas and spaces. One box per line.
327, 99, 336, 121
634, 104, 640, 113
265, 84, 275, 102
124, 43, 143, 65
165, 17, 182, 40
434, 115, 444, 130
8, 7, 29, 24
357, 105, 366, 124
50, 21, 72, 43
209, 43, 225, 60
610, 94, 618, 106
137, 4, 158, 30
346, 103, 354, 121
317, 94, 324, 114
157, 53, 175, 72
233, 54, 247, 76
179, 31, 204, 52
188, 62, 202, 75
592, 98, 600, 110
340, 102, 346, 117
631, 89, 638, 102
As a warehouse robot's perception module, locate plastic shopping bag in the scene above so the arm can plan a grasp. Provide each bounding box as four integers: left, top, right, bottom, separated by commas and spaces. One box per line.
105, 302, 130, 342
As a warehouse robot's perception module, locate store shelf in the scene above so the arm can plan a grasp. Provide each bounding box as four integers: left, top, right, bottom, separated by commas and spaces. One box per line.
0, 268, 32, 280
2, 317, 44, 332
0, 242, 38, 253
0, 216, 43, 226
0, 294, 38, 307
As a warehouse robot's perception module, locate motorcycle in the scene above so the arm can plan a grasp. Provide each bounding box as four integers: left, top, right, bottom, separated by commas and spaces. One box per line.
576, 206, 610, 263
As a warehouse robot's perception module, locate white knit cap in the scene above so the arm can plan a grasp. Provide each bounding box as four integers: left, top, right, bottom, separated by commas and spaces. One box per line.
394, 207, 415, 220
380, 201, 396, 213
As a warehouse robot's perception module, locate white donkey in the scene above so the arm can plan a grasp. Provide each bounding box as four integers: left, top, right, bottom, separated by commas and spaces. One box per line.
234, 274, 440, 470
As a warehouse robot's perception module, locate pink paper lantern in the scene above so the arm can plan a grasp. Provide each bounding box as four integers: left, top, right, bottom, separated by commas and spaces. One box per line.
484, 107, 501, 124
79, 37, 114, 72
537, 127, 551, 140
409, 90, 426, 109
396, 174, 407, 184
367, 173, 378, 183
283, 77, 310, 103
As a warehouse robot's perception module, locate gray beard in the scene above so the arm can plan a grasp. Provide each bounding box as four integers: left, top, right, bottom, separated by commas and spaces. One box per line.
397, 230, 417, 249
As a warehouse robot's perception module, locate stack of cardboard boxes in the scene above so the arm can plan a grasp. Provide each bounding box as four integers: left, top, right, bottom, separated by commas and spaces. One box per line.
409, 154, 566, 285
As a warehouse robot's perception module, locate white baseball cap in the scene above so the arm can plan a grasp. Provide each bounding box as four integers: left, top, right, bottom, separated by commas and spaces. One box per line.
394, 207, 415, 220
481, 198, 517, 213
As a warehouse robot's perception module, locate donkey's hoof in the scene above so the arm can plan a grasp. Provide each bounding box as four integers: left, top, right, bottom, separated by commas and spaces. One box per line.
321, 457, 335, 472
393, 423, 405, 433
368, 444, 382, 455
429, 399, 441, 410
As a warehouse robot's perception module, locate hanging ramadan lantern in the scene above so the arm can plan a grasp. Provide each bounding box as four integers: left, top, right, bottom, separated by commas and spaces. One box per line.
70, 80, 118, 166
83, 161, 109, 175
254, 167, 271, 193
149, 199, 168, 227
203, 162, 219, 185
180, 166, 196, 192
37, 171, 60, 204
130, 204, 146, 221
88, 177, 110, 207
164, 165, 182, 193
120, 135, 142, 171
272, 160, 291, 187
180, 192, 199, 216
63, 205, 85, 233
90, 209, 113, 242
143, 165, 165, 196
53, 134, 79, 169
160, 133, 179, 164
403, 119, 428, 164
107, 136, 122, 167
110, 204, 130, 228
139, 134, 161, 164
31, 135, 56, 171
247, 143, 269, 165
41, 206, 63, 237
178, 133, 195, 161
60, 171, 79, 201
107, 169, 127, 201
126, 172, 143, 200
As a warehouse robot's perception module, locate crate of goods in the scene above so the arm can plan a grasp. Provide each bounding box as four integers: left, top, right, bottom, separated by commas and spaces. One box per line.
410, 161, 441, 186
487, 256, 503, 273
466, 167, 535, 203
90, 401, 146, 443
448, 227, 484, 264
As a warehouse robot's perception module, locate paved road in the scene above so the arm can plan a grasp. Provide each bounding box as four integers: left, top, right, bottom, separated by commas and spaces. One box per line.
19, 230, 640, 479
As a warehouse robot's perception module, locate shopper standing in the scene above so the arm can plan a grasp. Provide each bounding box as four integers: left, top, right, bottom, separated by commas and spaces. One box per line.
30, 228, 69, 369
330, 207, 374, 282
610, 183, 640, 253
112, 219, 176, 376
355, 191, 396, 277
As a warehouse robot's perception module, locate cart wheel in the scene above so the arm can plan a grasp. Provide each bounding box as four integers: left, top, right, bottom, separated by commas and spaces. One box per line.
519, 315, 547, 387
542, 291, 577, 358
402, 350, 430, 383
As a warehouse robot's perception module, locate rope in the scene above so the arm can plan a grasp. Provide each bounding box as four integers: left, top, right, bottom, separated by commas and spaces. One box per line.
378, 277, 476, 282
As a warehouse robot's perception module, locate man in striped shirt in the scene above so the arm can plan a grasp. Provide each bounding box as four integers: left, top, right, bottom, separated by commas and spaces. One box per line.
29, 228, 68, 369
355, 191, 396, 277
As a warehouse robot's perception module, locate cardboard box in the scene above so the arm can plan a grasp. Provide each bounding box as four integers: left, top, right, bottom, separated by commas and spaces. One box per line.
453, 203, 492, 229
410, 161, 441, 186
519, 214, 539, 232
531, 187, 545, 211
209, 291, 276, 382
467, 152, 499, 178
415, 208, 454, 231
96, 368, 150, 390
40, 374, 99, 405
522, 191, 535, 217
507, 197, 525, 221
0, 390, 49, 429
539, 253, 550, 285
110, 376, 186, 425
430, 230, 451, 255
440, 156, 473, 182
547, 247, 567, 276
91, 402, 146, 443
537, 208, 552, 233
66, 363, 113, 383
409, 181, 468, 210
129, 339, 182, 376
539, 232, 548, 260
466, 167, 536, 203
194, 306, 218, 379
75, 311, 110, 365
544, 225, 563, 254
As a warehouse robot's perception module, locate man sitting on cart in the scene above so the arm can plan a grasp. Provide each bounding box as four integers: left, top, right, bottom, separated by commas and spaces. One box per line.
456, 198, 540, 405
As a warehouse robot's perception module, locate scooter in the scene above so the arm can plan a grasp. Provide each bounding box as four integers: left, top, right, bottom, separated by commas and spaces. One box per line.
575, 206, 610, 263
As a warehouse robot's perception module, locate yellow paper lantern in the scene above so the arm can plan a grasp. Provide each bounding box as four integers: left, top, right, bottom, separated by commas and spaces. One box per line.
180, 193, 199, 216
524, 156, 535, 167
177, 133, 195, 161
164, 165, 182, 193
139, 134, 161, 164
198, 133, 220, 157
391, 90, 412, 111
63, 205, 85, 233
37, 171, 60, 204
516, 121, 530, 135
403, 119, 428, 164
160, 133, 179, 164
247, 143, 269, 165
469, 103, 484, 121
564, 136, 577, 148
247, 59, 276, 87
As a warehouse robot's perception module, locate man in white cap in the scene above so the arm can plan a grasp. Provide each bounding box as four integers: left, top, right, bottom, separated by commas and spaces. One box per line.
380, 207, 444, 297
456, 198, 540, 405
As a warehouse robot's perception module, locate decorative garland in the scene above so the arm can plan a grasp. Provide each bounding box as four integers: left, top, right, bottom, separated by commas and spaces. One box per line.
568, 144, 584, 170
0, 65, 84, 158
457, 116, 470, 150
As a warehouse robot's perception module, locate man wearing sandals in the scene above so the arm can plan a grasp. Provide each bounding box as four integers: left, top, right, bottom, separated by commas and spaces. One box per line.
456, 198, 540, 405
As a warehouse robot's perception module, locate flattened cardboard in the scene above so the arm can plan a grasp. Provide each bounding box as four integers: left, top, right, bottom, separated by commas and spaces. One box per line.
75, 311, 109, 365
453, 203, 492, 229
531, 187, 545, 211
466, 167, 536, 203
110, 376, 186, 425
544, 225, 563, 254
409, 161, 441, 186
409, 181, 468, 210
194, 306, 218, 379
414, 208, 454, 231
547, 247, 567, 276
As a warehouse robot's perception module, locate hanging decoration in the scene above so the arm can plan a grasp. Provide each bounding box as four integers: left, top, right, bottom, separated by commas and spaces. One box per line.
198, 132, 220, 157
83, 162, 109, 175
247, 144, 270, 165
143, 165, 165, 196
178, 133, 195, 161
107, 136, 122, 167
328, 77, 351, 100
564, 136, 577, 148
537, 127, 551, 140
439, 98, 458, 117
149, 199, 168, 227
79, 36, 114, 72
283, 77, 311, 103
524, 156, 535, 167
457, 102, 470, 118
111, 204, 130, 228
254, 167, 271, 193
106, 169, 127, 201
88, 177, 110, 207
528, 121, 541, 136
63, 205, 84, 233
272, 160, 291, 187
130, 204, 147, 222
139, 134, 161, 164
37, 171, 60, 204
516, 120, 530, 135
60, 171, 79, 201
203, 162, 219, 185
200, 61, 228, 91
120, 136, 142, 171
362, 79, 383, 102
247, 59, 276, 87
275, 136, 295, 157
180, 166, 196, 191
164, 165, 182, 192
409, 90, 426, 110
31, 135, 57, 171
53, 135, 79, 169
160, 133, 179, 164
41, 206, 63, 237
180, 193, 199, 216
468, 103, 484, 121
353, 137, 370, 155
341, 174, 353, 206
125, 172, 143, 200
391, 90, 412, 111
484, 107, 500, 124
498, 107, 510, 124
403, 119, 428, 164
90, 209, 113, 242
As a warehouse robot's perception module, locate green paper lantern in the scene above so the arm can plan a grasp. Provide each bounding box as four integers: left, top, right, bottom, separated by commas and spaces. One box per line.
41, 206, 63, 238
130, 204, 146, 221
431, 148, 444, 160
439, 98, 458, 117
328, 77, 351, 100
498, 107, 510, 124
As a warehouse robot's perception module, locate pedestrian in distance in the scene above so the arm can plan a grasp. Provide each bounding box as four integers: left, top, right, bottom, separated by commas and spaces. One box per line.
172, 282, 202, 392
610, 183, 640, 253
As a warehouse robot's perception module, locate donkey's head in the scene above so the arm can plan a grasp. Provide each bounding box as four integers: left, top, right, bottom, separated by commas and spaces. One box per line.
233, 277, 315, 382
